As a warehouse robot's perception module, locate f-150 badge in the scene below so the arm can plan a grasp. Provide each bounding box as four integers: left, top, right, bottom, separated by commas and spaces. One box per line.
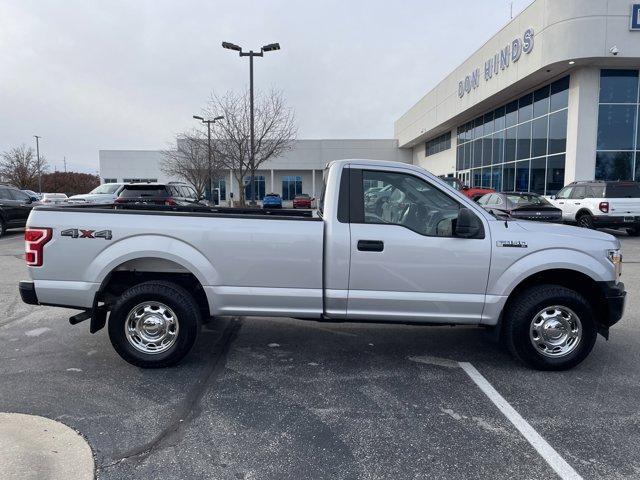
496, 240, 527, 248
61, 229, 112, 240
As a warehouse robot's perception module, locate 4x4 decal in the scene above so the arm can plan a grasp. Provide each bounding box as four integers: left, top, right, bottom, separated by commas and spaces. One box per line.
61, 228, 112, 240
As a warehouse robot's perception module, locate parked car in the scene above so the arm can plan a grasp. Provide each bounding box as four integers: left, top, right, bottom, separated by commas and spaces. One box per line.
262, 193, 282, 209
40, 193, 68, 205
21, 189, 41, 200
439, 176, 495, 201
114, 183, 205, 207
293, 193, 312, 209
548, 181, 640, 235
67, 183, 125, 205
20, 159, 625, 371
0, 185, 39, 237
477, 192, 563, 222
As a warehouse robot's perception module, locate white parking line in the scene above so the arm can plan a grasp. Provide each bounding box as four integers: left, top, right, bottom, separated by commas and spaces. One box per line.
459, 362, 583, 480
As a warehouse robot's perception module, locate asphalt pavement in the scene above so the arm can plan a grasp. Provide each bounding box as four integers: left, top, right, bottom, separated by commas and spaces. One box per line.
1, 228, 639, 479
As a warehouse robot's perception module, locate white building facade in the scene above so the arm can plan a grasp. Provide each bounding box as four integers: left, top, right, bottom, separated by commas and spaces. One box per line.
99, 139, 411, 204
396, 0, 640, 195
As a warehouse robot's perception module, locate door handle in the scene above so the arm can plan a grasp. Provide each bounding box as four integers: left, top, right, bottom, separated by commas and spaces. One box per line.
357, 240, 384, 252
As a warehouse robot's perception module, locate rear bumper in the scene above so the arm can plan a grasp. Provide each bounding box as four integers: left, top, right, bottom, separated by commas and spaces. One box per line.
598, 281, 626, 327
592, 215, 640, 228
19, 281, 39, 305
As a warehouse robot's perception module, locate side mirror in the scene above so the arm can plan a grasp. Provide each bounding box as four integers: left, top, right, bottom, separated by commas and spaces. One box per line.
462, 185, 470, 191
550, 195, 556, 200
455, 208, 484, 239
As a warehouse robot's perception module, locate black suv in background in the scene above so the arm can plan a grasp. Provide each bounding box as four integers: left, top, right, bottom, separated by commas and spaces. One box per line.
0, 185, 39, 237
114, 182, 209, 207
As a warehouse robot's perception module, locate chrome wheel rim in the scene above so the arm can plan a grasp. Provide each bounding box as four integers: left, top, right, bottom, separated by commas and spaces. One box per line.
529, 305, 582, 358
124, 302, 179, 354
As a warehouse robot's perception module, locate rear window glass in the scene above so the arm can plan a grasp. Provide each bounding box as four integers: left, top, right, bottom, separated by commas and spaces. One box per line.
119, 186, 169, 198
606, 183, 640, 198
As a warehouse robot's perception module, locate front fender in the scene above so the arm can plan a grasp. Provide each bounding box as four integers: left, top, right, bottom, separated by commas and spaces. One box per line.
85, 234, 219, 287
489, 248, 613, 297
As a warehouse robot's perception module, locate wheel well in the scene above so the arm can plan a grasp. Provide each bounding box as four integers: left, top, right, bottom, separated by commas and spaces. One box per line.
99, 258, 210, 318
503, 269, 608, 326
575, 208, 592, 219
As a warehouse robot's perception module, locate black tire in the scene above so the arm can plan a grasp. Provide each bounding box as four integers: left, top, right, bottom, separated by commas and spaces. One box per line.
0, 218, 5, 238
626, 227, 640, 237
503, 284, 597, 371
577, 213, 594, 229
108, 281, 201, 368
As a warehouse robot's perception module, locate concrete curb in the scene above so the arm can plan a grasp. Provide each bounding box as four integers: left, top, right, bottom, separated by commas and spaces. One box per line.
0, 413, 94, 480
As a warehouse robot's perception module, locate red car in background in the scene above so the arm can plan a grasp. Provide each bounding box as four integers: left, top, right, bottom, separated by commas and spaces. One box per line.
440, 177, 494, 201
292, 194, 313, 209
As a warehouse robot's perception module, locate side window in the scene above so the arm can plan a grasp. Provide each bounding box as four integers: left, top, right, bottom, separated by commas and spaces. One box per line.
494, 195, 504, 206
477, 194, 491, 206
571, 186, 586, 199
556, 186, 573, 199
9, 189, 30, 201
0, 188, 11, 200
362, 170, 461, 238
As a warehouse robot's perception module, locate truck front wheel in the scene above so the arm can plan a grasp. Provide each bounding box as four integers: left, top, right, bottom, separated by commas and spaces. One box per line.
504, 285, 597, 370
108, 281, 201, 368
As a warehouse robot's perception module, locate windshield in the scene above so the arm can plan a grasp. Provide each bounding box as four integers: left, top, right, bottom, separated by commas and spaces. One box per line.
506, 194, 550, 207
90, 184, 121, 194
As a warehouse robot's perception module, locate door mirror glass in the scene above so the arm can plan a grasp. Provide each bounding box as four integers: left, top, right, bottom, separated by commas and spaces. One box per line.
550, 195, 556, 200
455, 207, 484, 239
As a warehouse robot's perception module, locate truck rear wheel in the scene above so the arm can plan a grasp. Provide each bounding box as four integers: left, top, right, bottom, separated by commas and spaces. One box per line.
577, 213, 594, 229
0, 219, 5, 238
108, 281, 201, 368
504, 285, 597, 370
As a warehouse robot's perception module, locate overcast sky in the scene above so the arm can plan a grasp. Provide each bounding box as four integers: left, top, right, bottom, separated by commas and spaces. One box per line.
0, 0, 534, 173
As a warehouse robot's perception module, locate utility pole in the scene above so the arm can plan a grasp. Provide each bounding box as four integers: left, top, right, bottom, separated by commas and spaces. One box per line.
222, 41, 280, 206
63, 156, 67, 173
34, 135, 42, 193
193, 115, 224, 202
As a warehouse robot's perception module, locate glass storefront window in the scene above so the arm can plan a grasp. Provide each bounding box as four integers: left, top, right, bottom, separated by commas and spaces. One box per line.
530, 157, 546, 194
595, 152, 634, 181
503, 162, 515, 191
516, 121, 531, 160
282, 175, 302, 200
597, 104, 637, 151
548, 109, 568, 155
546, 154, 566, 195
600, 70, 639, 104
533, 85, 550, 118
244, 175, 266, 200
515, 160, 530, 191
550, 76, 570, 112
456, 76, 568, 194
531, 116, 548, 158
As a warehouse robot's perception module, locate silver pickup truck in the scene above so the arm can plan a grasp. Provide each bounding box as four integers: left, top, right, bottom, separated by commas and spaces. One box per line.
19, 159, 626, 370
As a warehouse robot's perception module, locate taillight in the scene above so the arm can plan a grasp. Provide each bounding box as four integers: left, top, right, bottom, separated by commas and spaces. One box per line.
25, 227, 52, 267
164, 197, 177, 206
599, 202, 609, 213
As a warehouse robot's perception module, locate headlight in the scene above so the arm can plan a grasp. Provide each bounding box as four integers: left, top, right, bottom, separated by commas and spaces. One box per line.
607, 249, 623, 281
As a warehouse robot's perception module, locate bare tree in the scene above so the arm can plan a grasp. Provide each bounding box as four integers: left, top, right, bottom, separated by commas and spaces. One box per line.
160, 131, 223, 199
205, 89, 297, 206
0, 144, 49, 189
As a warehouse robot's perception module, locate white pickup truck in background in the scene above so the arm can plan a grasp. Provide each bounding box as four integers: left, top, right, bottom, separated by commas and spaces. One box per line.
19, 159, 626, 371
549, 180, 640, 235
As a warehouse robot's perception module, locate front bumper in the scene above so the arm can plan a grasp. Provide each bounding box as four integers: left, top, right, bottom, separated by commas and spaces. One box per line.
598, 281, 626, 327
19, 281, 39, 305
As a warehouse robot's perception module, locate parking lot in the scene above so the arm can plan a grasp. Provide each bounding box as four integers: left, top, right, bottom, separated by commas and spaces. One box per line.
1, 229, 640, 479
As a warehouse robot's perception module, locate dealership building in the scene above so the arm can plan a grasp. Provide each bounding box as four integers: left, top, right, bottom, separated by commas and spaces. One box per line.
395, 0, 640, 195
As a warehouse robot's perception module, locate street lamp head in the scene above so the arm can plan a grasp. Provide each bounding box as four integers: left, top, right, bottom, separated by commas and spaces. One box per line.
214, 116, 224, 121
192, 115, 204, 121
262, 43, 280, 52
222, 41, 242, 52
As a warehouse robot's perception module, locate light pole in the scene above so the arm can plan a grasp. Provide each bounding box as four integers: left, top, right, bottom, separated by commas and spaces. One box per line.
34, 135, 42, 193
193, 115, 224, 202
222, 41, 280, 205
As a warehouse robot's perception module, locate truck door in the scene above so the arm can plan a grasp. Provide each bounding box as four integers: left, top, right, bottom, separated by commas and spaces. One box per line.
553, 186, 574, 221
8, 189, 34, 223
346, 167, 492, 323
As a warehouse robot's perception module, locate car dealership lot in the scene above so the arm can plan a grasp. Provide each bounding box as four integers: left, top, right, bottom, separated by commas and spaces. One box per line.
1, 229, 640, 479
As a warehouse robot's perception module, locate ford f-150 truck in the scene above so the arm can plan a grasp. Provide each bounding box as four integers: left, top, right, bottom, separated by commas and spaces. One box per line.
19, 159, 626, 370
